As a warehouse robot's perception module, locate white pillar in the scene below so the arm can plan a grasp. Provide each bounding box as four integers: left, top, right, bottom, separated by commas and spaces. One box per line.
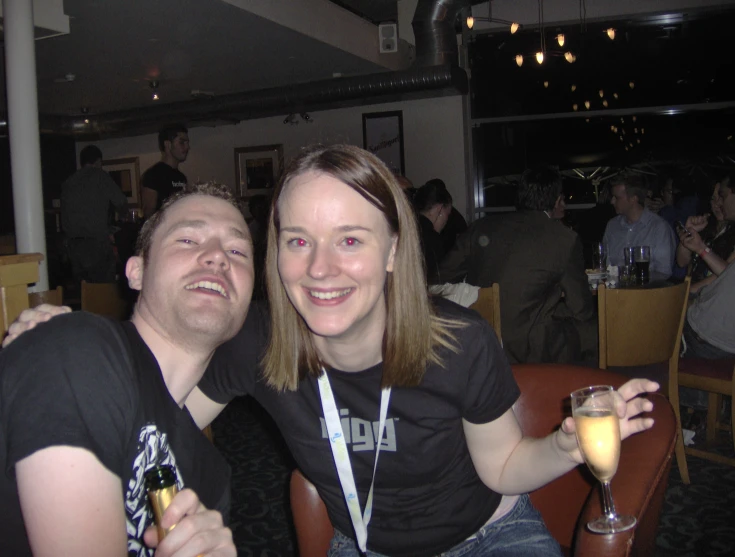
3, 0, 49, 291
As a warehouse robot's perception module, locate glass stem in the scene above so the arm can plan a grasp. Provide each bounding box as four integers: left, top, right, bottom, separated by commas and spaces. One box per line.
600, 481, 618, 520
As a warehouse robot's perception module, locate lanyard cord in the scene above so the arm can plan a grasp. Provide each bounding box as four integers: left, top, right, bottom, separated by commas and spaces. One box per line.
317, 369, 391, 553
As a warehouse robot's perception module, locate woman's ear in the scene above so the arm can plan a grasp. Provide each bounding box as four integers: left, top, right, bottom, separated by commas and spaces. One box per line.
386, 236, 398, 273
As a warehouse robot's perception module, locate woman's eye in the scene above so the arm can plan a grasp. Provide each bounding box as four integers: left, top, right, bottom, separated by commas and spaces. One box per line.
229, 249, 248, 258
178, 238, 195, 245
343, 237, 360, 247
288, 238, 308, 247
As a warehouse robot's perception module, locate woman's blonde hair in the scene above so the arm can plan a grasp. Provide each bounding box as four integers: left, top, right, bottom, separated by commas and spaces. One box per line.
262, 144, 460, 391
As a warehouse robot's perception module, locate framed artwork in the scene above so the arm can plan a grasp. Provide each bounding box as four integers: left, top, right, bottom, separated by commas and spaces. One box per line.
102, 157, 141, 206
235, 144, 283, 197
362, 110, 405, 175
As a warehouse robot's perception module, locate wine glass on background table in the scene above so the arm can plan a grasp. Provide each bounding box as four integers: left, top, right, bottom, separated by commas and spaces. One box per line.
571, 385, 637, 534
592, 242, 607, 271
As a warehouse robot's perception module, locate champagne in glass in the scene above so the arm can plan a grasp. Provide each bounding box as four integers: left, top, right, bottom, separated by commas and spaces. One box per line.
571, 385, 636, 534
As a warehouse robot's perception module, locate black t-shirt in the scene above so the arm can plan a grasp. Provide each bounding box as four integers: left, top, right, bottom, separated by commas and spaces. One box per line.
0, 313, 230, 557
200, 299, 519, 557
141, 161, 187, 210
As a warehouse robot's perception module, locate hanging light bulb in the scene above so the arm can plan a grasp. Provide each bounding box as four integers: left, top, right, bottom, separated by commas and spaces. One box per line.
543, 81, 549, 88
536, 51, 544, 64
634, 127, 638, 134
557, 34, 565, 47
515, 54, 524, 67
620, 136, 624, 141
466, 15, 475, 29
152, 92, 160, 101
564, 52, 576, 63
606, 28, 616, 40
620, 117, 625, 123
632, 116, 637, 122
625, 145, 629, 151
629, 81, 635, 89
599, 90, 604, 98
510, 22, 520, 34
602, 99, 609, 107
572, 104, 578, 111
637, 138, 641, 144
84, 118, 90, 124
641, 128, 645, 134
613, 93, 619, 100
585, 118, 590, 123
584, 100, 591, 110
610, 125, 615, 131
571, 84, 577, 92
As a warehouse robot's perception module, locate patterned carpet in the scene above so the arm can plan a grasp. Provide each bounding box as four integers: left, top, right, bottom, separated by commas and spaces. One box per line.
212, 397, 735, 557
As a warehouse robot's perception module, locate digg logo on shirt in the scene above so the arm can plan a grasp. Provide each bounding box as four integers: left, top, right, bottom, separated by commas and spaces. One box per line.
320, 408, 398, 452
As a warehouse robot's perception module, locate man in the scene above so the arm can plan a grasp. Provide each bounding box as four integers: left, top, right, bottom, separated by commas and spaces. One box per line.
141, 123, 189, 218
437, 167, 594, 364
62, 145, 129, 283
603, 171, 676, 278
0, 183, 248, 556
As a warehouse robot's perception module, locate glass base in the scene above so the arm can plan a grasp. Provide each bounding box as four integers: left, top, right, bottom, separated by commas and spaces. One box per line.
587, 514, 637, 534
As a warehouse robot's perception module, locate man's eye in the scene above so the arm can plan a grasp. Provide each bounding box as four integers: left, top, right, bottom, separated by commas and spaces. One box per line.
178, 238, 195, 245
229, 249, 249, 258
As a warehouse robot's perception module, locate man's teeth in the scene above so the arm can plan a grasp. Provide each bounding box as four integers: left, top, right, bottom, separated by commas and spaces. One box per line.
185, 281, 227, 297
309, 288, 351, 300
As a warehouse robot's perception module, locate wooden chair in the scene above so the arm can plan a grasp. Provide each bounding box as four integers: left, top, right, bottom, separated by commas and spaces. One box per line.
81, 281, 130, 320
289, 365, 677, 557
597, 279, 691, 484
678, 358, 735, 468
469, 283, 502, 343
28, 286, 63, 308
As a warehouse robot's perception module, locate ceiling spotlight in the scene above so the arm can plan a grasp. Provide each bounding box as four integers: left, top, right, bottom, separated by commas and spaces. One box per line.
572, 103, 578, 111
564, 52, 576, 63
629, 81, 635, 89
510, 22, 520, 34
556, 34, 565, 47
84, 118, 90, 124
152, 92, 160, 101
515, 54, 524, 67
571, 84, 577, 92
584, 100, 591, 110
535, 51, 544, 64
300, 112, 312, 122
466, 15, 475, 29
149, 80, 160, 101
606, 28, 616, 40
543, 81, 549, 88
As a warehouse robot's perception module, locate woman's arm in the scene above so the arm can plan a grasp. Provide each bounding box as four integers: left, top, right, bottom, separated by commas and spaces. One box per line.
463, 379, 658, 495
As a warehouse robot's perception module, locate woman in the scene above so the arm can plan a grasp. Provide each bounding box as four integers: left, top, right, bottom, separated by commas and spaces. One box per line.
676, 176, 735, 294
7, 145, 657, 557
413, 179, 453, 279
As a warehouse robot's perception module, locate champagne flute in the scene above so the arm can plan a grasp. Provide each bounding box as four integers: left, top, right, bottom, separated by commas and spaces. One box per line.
571, 385, 636, 534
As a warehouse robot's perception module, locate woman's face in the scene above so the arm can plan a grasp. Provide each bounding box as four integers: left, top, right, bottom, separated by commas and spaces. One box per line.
276, 171, 397, 350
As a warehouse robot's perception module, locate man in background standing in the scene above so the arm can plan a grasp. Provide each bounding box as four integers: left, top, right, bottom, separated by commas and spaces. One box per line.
62, 145, 128, 283
141, 123, 189, 217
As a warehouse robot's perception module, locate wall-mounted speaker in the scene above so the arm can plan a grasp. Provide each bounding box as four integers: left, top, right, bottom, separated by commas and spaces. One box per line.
379, 22, 398, 54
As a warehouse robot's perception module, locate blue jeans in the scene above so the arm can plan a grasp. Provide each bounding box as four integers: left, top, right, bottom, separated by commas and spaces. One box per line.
327, 494, 562, 557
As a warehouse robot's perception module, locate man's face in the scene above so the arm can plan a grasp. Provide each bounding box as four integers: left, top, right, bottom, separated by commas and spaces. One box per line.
128, 195, 254, 345
165, 132, 190, 163
611, 184, 636, 217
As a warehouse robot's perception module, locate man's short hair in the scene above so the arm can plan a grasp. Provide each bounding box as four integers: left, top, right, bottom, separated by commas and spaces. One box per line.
135, 182, 243, 262
79, 145, 103, 167
517, 167, 563, 211
157, 123, 188, 152
610, 171, 648, 206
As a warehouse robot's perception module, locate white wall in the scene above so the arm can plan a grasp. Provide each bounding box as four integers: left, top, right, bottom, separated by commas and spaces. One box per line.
78, 95, 469, 217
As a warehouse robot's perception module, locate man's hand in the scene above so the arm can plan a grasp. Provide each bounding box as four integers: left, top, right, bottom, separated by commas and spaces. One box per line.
2, 304, 71, 348
143, 489, 235, 557
557, 379, 659, 463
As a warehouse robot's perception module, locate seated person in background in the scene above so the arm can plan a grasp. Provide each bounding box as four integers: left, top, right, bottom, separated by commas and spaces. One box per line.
437, 167, 595, 364
603, 171, 676, 278
676, 176, 735, 293
575, 184, 616, 268
395, 174, 416, 202
413, 178, 453, 279
0, 183, 244, 556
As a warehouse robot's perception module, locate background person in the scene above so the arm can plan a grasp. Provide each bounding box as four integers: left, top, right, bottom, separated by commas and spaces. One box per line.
141, 123, 190, 218
413, 178, 453, 280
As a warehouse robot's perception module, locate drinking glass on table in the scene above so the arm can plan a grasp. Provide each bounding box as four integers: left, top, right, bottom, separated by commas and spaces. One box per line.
571, 385, 636, 534
621, 247, 635, 287
633, 246, 651, 285
592, 242, 607, 271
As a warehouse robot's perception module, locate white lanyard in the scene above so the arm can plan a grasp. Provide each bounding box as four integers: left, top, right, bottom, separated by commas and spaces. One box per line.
317, 369, 391, 553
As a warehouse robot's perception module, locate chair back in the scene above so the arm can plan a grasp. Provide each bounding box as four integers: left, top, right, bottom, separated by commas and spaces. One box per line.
598, 280, 690, 368
290, 469, 333, 556
28, 286, 63, 308
513, 364, 677, 557
81, 281, 129, 320
469, 283, 502, 342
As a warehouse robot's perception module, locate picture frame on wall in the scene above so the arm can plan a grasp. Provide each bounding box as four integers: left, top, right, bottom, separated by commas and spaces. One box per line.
102, 157, 141, 206
362, 110, 405, 176
234, 144, 284, 197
